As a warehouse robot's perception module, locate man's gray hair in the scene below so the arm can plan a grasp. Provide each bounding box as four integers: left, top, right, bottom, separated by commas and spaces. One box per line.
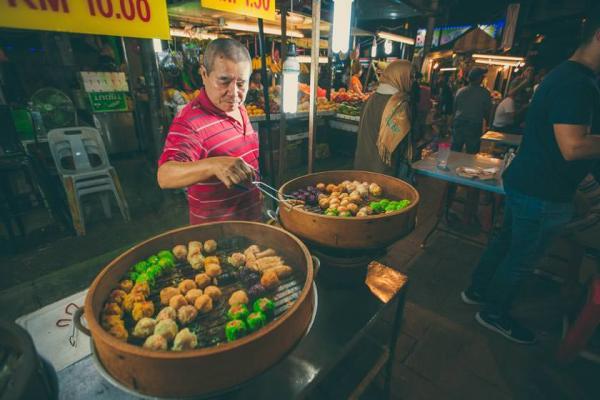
203, 38, 251, 73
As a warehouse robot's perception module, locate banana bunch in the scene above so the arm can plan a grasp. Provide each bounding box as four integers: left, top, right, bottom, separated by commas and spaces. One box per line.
270, 58, 282, 73
252, 56, 262, 71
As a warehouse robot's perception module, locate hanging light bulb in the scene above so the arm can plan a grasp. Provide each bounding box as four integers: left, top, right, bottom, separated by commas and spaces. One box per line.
371, 37, 377, 58
331, 0, 354, 54
282, 44, 300, 114
384, 39, 393, 55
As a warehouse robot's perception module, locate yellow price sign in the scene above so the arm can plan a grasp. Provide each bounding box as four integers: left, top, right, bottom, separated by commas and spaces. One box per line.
201, 0, 276, 21
0, 0, 170, 39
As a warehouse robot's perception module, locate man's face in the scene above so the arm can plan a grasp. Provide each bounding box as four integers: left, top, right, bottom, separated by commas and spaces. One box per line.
200, 56, 251, 113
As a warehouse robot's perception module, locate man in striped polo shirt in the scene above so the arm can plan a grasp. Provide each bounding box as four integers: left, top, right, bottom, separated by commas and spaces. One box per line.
157, 39, 262, 224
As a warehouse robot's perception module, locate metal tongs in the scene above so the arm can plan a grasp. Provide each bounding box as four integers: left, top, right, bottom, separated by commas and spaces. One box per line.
235, 181, 302, 211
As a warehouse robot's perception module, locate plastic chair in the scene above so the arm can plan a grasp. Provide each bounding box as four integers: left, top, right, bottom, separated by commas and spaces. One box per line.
47, 127, 130, 235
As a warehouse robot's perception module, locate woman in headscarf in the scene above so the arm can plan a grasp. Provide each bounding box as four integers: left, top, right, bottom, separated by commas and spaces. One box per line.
354, 60, 413, 180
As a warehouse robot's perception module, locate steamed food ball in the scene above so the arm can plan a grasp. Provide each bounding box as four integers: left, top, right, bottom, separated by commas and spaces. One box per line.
131, 282, 150, 297
227, 304, 250, 321
369, 183, 383, 197
160, 287, 180, 306
225, 320, 248, 342
169, 294, 188, 310
154, 318, 178, 342
177, 305, 198, 325
239, 268, 260, 287
203, 285, 222, 301
103, 302, 123, 317
132, 317, 156, 339
122, 292, 145, 312
144, 334, 167, 351
184, 288, 203, 304
227, 252, 246, 268
188, 241, 202, 256
178, 279, 197, 295
347, 203, 359, 215
172, 244, 187, 261
316, 183, 326, 191
187, 253, 205, 270
204, 256, 220, 265
228, 290, 249, 306
261, 270, 280, 290
156, 306, 177, 322
132, 301, 155, 321
205, 263, 222, 278
172, 328, 198, 351
194, 273, 212, 289
247, 283, 266, 300
101, 314, 124, 330
253, 298, 275, 318
247, 311, 267, 332
109, 289, 127, 305
108, 324, 129, 341
325, 184, 336, 193
318, 198, 330, 210
119, 280, 134, 293
194, 294, 213, 314
203, 239, 218, 254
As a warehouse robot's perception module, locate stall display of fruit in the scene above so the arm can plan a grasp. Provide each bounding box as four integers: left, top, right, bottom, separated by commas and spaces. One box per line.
246, 104, 266, 117
287, 180, 411, 218
337, 103, 360, 117
331, 89, 370, 105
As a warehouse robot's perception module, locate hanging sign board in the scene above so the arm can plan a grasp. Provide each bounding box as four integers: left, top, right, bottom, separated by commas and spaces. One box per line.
0, 0, 170, 39
201, 0, 276, 21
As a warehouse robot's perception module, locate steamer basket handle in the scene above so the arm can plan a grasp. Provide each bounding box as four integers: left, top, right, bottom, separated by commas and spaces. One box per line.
73, 308, 91, 337
311, 255, 321, 277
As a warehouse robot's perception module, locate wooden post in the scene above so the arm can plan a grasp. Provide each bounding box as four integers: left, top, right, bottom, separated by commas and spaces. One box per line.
257, 19, 276, 197
307, 0, 321, 174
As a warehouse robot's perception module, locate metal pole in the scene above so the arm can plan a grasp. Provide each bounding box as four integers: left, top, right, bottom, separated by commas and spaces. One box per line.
308, 0, 321, 174
257, 19, 276, 194
120, 37, 143, 153
140, 39, 164, 162
277, 7, 288, 185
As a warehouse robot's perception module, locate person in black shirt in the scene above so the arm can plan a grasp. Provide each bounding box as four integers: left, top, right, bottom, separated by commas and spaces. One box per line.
461, 5, 600, 345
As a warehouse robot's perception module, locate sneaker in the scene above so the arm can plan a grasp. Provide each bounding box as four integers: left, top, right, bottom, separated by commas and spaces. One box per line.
475, 312, 537, 345
461, 288, 485, 305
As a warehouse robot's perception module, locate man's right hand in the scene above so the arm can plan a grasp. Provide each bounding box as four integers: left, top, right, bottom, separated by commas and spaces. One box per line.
211, 157, 255, 188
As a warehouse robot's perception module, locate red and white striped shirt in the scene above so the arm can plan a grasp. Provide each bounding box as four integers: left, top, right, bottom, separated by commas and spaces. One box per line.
158, 89, 262, 225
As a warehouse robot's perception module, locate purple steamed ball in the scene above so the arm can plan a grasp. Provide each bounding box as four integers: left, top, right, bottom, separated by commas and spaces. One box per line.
306, 186, 315, 192
307, 194, 317, 204
239, 267, 260, 286
248, 283, 267, 299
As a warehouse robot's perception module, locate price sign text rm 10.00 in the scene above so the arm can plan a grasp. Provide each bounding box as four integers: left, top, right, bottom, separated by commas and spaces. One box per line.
1, 0, 170, 39
201, 0, 276, 21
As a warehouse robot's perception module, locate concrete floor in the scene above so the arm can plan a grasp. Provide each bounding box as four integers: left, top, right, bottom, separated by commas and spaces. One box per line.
1, 157, 599, 399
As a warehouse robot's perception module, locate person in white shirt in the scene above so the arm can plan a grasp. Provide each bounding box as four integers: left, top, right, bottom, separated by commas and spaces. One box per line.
492, 94, 516, 130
